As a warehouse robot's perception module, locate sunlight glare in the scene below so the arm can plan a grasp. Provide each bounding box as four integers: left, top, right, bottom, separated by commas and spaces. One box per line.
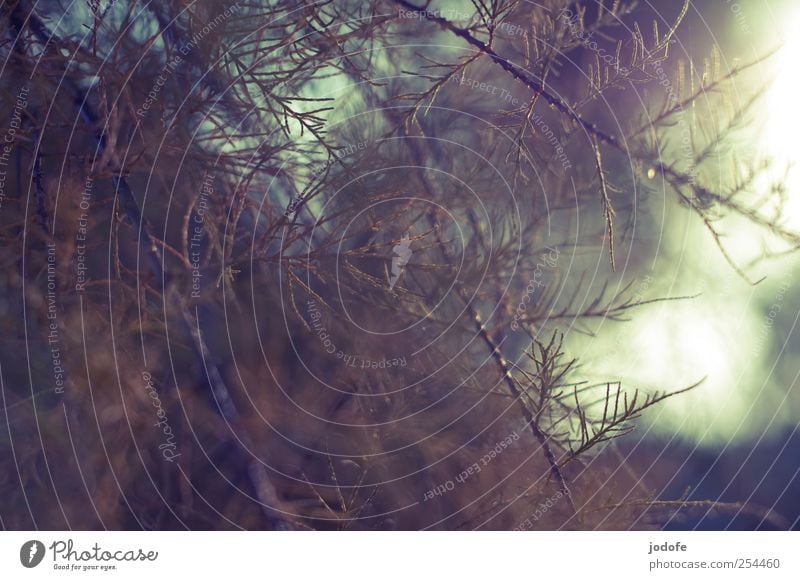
762, 9, 800, 230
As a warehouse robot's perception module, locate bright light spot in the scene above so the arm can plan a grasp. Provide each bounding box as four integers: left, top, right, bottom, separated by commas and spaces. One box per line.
575, 291, 768, 443
761, 9, 800, 230
764, 18, 800, 159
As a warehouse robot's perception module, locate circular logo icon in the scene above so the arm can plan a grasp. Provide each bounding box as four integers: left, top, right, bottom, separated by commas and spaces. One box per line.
20, 540, 45, 568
